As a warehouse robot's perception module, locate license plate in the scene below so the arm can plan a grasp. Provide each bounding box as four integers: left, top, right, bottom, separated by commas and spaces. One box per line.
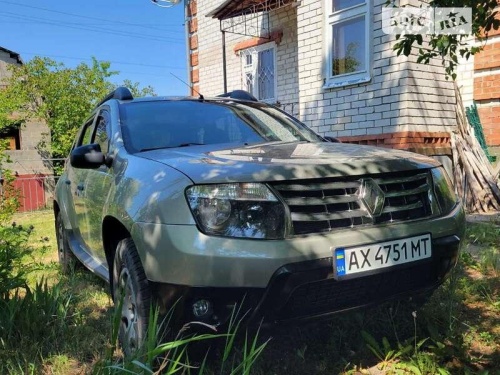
333, 234, 432, 279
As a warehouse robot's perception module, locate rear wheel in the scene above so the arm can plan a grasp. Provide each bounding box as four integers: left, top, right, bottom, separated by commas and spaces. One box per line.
55, 211, 78, 273
113, 238, 152, 357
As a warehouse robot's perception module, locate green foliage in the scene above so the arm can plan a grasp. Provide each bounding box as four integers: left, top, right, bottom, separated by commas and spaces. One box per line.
0, 142, 19, 221
0, 224, 35, 299
0, 57, 156, 174
465, 222, 500, 276
122, 79, 156, 98
466, 222, 500, 248
362, 329, 453, 374
361, 330, 414, 369
0, 57, 115, 161
2, 211, 499, 374
94, 304, 269, 375
0, 280, 74, 372
389, 0, 500, 78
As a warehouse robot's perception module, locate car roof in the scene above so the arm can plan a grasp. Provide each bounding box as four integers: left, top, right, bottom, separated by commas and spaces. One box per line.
97, 87, 262, 108
113, 96, 263, 106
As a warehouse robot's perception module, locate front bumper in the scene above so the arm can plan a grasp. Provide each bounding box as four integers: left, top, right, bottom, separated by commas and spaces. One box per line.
132, 203, 465, 288
134, 203, 464, 325
151, 234, 460, 326
249, 234, 460, 324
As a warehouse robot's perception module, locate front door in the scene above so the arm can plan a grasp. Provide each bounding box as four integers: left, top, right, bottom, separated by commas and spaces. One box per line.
71, 116, 97, 250
80, 108, 112, 266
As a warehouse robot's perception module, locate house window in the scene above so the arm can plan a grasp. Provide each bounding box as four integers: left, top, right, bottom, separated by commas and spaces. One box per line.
0, 126, 21, 150
325, 0, 371, 88
241, 42, 277, 102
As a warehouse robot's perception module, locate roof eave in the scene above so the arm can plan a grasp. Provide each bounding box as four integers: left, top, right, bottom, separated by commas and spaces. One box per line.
0, 46, 23, 65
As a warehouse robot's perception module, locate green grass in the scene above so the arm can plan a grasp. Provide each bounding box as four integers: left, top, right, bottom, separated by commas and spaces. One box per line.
2, 210, 499, 374
2, 210, 112, 374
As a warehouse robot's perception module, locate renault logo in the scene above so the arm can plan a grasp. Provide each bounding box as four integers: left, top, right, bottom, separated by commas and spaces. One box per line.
359, 179, 385, 217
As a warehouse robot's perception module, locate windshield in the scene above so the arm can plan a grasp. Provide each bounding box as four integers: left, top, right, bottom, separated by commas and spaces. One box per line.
119, 100, 324, 153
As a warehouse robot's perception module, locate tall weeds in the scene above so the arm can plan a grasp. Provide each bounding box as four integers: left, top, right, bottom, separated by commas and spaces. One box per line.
94, 303, 269, 375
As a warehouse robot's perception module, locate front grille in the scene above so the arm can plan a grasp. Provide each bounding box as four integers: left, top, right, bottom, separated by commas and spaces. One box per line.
275, 262, 435, 321
271, 170, 433, 235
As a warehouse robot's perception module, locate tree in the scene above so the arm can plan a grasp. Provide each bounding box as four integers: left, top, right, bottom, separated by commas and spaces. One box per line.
0, 57, 155, 171
122, 79, 156, 98
389, 0, 500, 79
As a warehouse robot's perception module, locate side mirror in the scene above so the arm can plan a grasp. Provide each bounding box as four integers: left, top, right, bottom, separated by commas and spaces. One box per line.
70, 143, 105, 169
324, 136, 342, 143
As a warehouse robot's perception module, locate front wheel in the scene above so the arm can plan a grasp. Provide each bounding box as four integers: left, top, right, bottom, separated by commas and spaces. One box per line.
55, 211, 78, 273
113, 238, 152, 357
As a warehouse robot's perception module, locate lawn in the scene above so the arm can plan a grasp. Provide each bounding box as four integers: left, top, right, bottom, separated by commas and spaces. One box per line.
1, 210, 498, 374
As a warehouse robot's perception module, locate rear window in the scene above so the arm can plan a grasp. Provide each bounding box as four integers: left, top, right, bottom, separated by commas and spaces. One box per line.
119, 100, 322, 153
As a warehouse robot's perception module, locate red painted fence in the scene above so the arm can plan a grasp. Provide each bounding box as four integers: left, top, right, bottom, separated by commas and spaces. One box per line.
11, 174, 58, 212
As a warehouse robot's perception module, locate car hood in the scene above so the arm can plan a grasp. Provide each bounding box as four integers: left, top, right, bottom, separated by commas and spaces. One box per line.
138, 142, 441, 184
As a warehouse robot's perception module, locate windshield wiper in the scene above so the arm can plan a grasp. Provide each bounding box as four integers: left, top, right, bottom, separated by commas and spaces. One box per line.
139, 143, 205, 152
176, 142, 205, 147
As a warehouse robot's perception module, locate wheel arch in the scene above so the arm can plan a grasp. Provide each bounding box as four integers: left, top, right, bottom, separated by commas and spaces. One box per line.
53, 200, 60, 215
102, 216, 133, 292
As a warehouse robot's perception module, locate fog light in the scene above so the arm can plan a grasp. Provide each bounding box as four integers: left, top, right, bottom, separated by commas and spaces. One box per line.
192, 299, 212, 318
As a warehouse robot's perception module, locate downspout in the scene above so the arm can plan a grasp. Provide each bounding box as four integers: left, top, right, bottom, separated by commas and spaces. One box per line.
221, 20, 228, 94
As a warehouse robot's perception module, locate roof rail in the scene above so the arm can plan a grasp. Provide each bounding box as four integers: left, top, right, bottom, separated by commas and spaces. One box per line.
217, 90, 258, 102
95, 87, 133, 108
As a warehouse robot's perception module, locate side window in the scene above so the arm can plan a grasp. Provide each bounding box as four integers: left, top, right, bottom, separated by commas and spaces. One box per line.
79, 118, 96, 146
94, 109, 111, 154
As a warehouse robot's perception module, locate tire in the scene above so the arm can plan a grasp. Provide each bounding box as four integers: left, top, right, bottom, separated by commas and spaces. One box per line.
113, 238, 152, 357
55, 211, 78, 273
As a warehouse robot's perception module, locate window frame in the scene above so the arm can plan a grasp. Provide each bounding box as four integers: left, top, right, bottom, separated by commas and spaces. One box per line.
94, 108, 111, 154
77, 116, 97, 148
240, 41, 278, 103
323, 0, 372, 89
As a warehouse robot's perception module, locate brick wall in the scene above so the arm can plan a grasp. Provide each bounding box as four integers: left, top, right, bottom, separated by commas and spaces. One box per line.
186, 0, 199, 95
194, 0, 239, 95
456, 39, 475, 107
296, 0, 455, 154
477, 106, 500, 147
471, 35, 500, 147
339, 131, 451, 156
192, 0, 299, 112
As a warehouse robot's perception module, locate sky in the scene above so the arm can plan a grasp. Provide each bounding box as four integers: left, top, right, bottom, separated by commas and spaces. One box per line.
0, 0, 188, 95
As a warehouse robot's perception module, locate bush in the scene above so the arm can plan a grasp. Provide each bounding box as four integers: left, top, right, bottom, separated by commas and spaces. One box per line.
0, 141, 20, 222
0, 224, 34, 300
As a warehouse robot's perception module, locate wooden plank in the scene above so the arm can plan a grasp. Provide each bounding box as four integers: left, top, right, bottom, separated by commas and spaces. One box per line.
456, 143, 490, 212
451, 134, 464, 202
465, 149, 500, 210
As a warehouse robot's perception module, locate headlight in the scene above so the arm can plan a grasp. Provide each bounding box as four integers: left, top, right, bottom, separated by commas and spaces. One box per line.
431, 167, 458, 215
186, 183, 287, 239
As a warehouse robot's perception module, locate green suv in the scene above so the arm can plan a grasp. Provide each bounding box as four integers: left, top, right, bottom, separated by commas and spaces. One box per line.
54, 87, 465, 353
